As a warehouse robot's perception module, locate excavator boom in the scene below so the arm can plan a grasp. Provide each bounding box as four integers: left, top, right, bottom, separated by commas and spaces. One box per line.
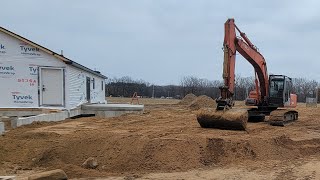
218, 18, 268, 109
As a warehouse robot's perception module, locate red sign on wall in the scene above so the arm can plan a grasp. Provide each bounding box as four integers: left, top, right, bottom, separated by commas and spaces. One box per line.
17, 78, 37, 86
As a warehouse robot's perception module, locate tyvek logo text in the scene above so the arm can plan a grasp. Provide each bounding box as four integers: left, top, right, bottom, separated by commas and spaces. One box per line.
0, 43, 6, 54
12, 92, 34, 104
29, 66, 38, 75
0, 65, 15, 75
20, 43, 41, 56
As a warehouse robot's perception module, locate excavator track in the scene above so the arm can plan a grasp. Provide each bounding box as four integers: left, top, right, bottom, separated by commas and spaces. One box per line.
268, 109, 298, 126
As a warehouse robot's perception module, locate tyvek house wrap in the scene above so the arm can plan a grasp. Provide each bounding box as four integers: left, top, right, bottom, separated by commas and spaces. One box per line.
0, 28, 106, 109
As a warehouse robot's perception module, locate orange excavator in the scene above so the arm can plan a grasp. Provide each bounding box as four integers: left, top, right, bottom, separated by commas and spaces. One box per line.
197, 18, 298, 130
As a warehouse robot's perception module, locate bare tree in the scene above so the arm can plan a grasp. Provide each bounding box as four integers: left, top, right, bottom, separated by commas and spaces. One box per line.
292, 78, 318, 102
234, 75, 255, 100
106, 75, 319, 102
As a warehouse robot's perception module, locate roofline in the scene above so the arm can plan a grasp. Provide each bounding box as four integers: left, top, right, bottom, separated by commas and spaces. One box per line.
66, 61, 108, 79
0, 26, 107, 79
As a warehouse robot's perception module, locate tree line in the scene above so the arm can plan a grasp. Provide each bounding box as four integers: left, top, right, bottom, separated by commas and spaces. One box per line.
105, 75, 319, 102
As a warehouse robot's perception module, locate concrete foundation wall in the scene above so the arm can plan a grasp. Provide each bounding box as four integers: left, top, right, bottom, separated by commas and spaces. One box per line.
10, 108, 84, 128
0, 110, 43, 117
82, 110, 143, 118
69, 108, 82, 117
3, 104, 144, 133
0, 122, 4, 135
10, 107, 143, 128
11, 111, 70, 128
81, 104, 144, 118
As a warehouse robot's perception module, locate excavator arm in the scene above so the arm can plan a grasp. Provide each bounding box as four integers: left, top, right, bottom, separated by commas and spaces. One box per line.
217, 18, 268, 109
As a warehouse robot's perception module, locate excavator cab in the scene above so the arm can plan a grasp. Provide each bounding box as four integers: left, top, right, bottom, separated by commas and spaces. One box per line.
245, 75, 296, 108
268, 75, 296, 108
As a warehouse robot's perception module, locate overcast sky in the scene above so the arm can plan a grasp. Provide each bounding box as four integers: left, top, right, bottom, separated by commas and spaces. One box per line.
1, 0, 319, 85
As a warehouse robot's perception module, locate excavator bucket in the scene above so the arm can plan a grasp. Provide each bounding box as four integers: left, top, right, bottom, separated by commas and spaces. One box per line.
197, 108, 248, 130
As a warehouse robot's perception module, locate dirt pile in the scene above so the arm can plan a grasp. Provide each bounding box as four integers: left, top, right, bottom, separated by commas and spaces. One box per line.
188, 95, 216, 110
178, 93, 197, 105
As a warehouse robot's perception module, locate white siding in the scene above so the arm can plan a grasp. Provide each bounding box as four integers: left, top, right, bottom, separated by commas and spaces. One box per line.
66, 65, 106, 109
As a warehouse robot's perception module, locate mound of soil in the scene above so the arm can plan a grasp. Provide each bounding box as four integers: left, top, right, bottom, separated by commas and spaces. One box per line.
189, 95, 216, 110
178, 93, 197, 105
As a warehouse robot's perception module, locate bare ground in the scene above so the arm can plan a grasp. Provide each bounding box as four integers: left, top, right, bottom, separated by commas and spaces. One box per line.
1, 98, 320, 179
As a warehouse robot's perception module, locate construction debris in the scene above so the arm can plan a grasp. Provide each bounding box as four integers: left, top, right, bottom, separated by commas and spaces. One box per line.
82, 157, 99, 169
